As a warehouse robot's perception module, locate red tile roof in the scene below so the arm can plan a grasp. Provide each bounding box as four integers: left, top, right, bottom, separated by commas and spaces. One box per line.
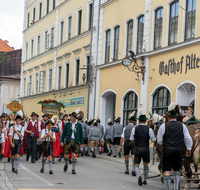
0, 39, 14, 52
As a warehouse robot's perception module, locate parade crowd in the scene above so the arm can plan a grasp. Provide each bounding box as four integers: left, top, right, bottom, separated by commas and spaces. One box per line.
0, 103, 195, 190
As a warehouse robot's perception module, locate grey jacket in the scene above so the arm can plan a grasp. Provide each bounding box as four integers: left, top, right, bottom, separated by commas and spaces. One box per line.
111, 123, 123, 139
78, 121, 88, 138
97, 124, 104, 139
88, 127, 101, 141
87, 125, 91, 135
104, 125, 112, 139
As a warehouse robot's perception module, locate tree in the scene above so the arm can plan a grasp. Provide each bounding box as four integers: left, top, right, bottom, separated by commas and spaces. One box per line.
0, 53, 9, 64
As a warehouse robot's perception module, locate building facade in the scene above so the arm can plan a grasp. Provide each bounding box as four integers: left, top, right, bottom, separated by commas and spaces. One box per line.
93, 0, 200, 128
20, 0, 99, 118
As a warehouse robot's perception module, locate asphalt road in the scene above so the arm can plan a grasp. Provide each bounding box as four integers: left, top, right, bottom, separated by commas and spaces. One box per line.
1, 155, 189, 190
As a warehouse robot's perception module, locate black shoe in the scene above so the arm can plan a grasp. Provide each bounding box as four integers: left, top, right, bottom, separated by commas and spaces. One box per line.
125, 171, 129, 174
108, 152, 112, 156
87, 153, 90, 156
49, 170, 53, 175
72, 169, 76, 174
107, 153, 110, 156
118, 152, 121, 158
113, 155, 117, 157
131, 171, 136, 176
92, 152, 95, 158
84, 151, 88, 156
93, 155, 96, 158
14, 170, 18, 174
143, 181, 147, 185
138, 176, 142, 186
63, 165, 68, 172
12, 168, 15, 172
69, 160, 72, 164
8, 158, 10, 162
26, 158, 29, 161
40, 168, 44, 173
80, 151, 83, 157
58, 157, 62, 162
99, 151, 101, 155
31, 160, 35, 163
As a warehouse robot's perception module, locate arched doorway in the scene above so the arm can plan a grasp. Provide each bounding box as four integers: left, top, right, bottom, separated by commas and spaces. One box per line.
176, 82, 196, 114
100, 90, 116, 128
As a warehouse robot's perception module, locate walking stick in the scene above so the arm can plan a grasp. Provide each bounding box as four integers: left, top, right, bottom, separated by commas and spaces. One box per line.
47, 114, 52, 150
12, 113, 15, 144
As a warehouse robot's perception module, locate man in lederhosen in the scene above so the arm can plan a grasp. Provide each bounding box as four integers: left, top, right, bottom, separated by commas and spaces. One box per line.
111, 116, 123, 157
77, 115, 88, 156
119, 111, 136, 176
157, 102, 193, 190
58, 114, 69, 162
60, 112, 83, 174
104, 118, 113, 156
9, 115, 24, 174
97, 118, 104, 155
25, 112, 41, 163
130, 108, 156, 186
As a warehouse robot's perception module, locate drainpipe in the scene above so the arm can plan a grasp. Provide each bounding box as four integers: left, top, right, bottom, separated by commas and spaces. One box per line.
87, 0, 95, 119
93, 0, 101, 119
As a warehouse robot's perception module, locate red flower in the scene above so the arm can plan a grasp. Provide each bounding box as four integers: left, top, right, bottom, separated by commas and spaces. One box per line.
53, 99, 56, 102
46, 100, 48, 103
166, 113, 168, 115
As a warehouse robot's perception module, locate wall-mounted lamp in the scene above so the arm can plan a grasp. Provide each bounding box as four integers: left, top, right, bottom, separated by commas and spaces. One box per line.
148, 76, 152, 80
135, 78, 139, 81
54, 95, 57, 98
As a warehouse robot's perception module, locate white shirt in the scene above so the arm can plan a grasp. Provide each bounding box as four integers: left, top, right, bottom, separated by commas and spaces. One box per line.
0, 133, 5, 144
59, 120, 68, 132
24, 120, 41, 132
121, 123, 135, 138
9, 125, 24, 140
41, 128, 56, 142
6, 121, 15, 129
71, 122, 77, 139
130, 124, 156, 142
157, 120, 193, 150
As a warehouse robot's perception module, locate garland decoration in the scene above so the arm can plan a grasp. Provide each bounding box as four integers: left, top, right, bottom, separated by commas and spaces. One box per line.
38, 99, 65, 109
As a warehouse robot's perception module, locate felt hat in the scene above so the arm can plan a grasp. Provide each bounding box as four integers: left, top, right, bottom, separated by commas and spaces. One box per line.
77, 115, 83, 120
31, 112, 37, 117
128, 111, 136, 121
15, 115, 23, 120
114, 116, 120, 123
69, 112, 78, 118
167, 102, 179, 118
97, 117, 101, 123
93, 120, 98, 126
42, 114, 49, 118
137, 108, 148, 121
107, 118, 113, 125
1, 113, 6, 118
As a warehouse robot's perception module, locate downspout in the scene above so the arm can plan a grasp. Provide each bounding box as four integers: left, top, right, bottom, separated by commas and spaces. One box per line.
87, 0, 95, 119
93, 0, 101, 119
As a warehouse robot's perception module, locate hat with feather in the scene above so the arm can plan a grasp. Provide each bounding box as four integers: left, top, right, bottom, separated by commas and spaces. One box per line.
69, 108, 80, 118
114, 116, 120, 123
137, 108, 148, 121
93, 120, 98, 126
128, 111, 136, 121
167, 102, 179, 118
96, 117, 101, 123
107, 118, 113, 125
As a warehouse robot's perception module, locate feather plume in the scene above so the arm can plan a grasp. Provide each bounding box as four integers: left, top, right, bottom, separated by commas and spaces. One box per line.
168, 102, 176, 111
85, 119, 87, 122
115, 116, 119, 120
75, 108, 80, 114
129, 111, 136, 118
138, 108, 143, 117
108, 118, 111, 123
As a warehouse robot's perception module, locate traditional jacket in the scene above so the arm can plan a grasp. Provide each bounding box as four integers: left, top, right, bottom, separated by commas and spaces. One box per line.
60, 122, 83, 144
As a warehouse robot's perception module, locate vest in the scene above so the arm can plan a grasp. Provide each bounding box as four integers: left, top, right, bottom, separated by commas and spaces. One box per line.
62, 121, 65, 131
124, 124, 134, 141
41, 121, 45, 130
163, 121, 184, 151
134, 125, 149, 148
27, 121, 39, 137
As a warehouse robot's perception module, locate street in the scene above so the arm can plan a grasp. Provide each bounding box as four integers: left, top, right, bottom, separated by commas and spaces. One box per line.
0, 154, 193, 190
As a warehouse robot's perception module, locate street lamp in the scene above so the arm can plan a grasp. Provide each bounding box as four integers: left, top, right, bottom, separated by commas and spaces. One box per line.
122, 51, 146, 82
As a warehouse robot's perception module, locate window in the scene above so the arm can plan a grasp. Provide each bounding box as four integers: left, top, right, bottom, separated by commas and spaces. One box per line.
105, 30, 111, 63
49, 69, 52, 91
114, 26, 120, 60
50, 27, 54, 48
33, 8, 36, 21
60, 21, 64, 44
23, 78, 26, 96
39, 2, 42, 19
154, 8, 163, 49
65, 64, 69, 88
76, 60, 80, 85
39, 71, 46, 92
44, 31, 48, 51
68, 16, 72, 40
169, 1, 179, 44
37, 35, 40, 55
35, 74, 39, 94
31, 39, 34, 58
185, 0, 196, 40
88, 3, 93, 30
53, 0, 56, 10
123, 92, 138, 126
126, 20, 133, 52
46, 0, 50, 14
58, 66, 62, 89
152, 87, 171, 116
25, 43, 28, 61
78, 10, 82, 35
28, 76, 32, 96
27, 13, 30, 28
137, 15, 145, 54
86, 56, 90, 83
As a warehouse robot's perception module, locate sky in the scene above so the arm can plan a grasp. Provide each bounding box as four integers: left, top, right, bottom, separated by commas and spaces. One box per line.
0, 0, 24, 49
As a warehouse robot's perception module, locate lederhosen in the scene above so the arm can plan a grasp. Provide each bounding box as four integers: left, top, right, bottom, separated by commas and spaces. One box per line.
11, 126, 22, 156
42, 128, 53, 157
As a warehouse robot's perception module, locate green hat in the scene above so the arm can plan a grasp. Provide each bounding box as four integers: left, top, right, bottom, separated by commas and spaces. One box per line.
137, 115, 148, 121
114, 116, 120, 122
69, 112, 78, 118
167, 109, 179, 118
128, 111, 136, 121
77, 115, 83, 120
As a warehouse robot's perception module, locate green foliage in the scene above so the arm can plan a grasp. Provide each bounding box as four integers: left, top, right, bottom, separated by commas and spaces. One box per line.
38, 99, 65, 109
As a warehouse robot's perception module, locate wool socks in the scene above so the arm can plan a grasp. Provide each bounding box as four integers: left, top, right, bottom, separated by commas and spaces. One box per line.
164, 176, 171, 190
135, 166, 141, 177
11, 158, 14, 169
14, 158, 20, 170
173, 172, 180, 190
125, 160, 129, 172
132, 159, 135, 172
143, 166, 149, 182
42, 160, 46, 169
72, 159, 77, 170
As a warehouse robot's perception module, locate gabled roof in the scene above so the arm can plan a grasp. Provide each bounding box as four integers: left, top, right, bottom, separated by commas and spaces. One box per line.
0, 39, 14, 52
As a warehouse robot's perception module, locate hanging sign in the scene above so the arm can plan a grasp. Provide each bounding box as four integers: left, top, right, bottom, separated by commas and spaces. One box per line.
7, 101, 23, 113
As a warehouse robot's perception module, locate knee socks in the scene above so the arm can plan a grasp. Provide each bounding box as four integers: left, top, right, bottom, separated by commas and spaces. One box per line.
113, 146, 117, 156
11, 158, 14, 169
49, 161, 52, 171
72, 159, 77, 170
107, 147, 111, 153
125, 160, 129, 172
135, 166, 141, 178
173, 172, 180, 190
42, 160, 46, 169
64, 158, 69, 166
132, 159, 135, 172
14, 158, 20, 170
164, 176, 171, 190
143, 166, 149, 182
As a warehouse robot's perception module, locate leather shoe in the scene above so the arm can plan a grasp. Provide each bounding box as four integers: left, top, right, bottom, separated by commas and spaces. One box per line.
12, 168, 15, 172
131, 171, 136, 176
49, 170, 53, 175
26, 158, 29, 161
138, 176, 143, 186
63, 165, 68, 172
31, 160, 35, 163
125, 171, 129, 175
72, 169, 76, 174
14, 170, 18, 174
143, 181, 147, 185
40, 168, 44, 173
113, 155, 117, 157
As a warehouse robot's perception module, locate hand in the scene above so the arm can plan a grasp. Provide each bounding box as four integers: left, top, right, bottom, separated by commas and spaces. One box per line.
38, 138, 41, 143
47, 133, 53, 137
111, 140, 113, 142
29, 131, 32, 134
80, 144, 83, 148
60, 142, 64, 147
119, 146, 122, 152
11, 143, 15, 148
186, 150, 191, 157
5, 136, 7, 141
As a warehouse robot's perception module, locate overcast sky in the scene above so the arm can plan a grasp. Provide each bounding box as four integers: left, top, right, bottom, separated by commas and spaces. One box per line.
0, 0, 24, 49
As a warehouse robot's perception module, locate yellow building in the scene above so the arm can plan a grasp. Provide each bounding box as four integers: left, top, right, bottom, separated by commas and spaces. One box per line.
94, 0, 200, 128
20, 0, 95, 118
